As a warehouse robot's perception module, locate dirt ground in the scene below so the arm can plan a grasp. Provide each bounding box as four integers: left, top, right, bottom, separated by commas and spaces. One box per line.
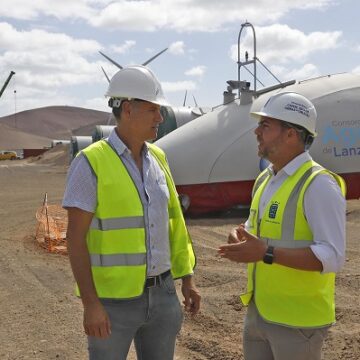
0, 155, 359, 359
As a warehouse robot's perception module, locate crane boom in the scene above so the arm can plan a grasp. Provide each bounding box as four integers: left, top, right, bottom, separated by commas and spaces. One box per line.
0, 71, 16, 98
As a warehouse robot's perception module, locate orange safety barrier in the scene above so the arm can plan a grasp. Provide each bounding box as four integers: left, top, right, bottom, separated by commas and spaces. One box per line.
35, 193, 68, 255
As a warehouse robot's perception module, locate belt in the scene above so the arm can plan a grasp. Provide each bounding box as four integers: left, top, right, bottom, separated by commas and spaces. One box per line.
145, 270, 171, 288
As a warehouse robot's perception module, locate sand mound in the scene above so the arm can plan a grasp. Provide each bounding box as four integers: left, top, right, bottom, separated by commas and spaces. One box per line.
0, 105, 110, 139
0, 122, 51, 149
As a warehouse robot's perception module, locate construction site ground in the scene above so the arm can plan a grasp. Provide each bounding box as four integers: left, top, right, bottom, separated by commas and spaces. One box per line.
0, 152, 359, 359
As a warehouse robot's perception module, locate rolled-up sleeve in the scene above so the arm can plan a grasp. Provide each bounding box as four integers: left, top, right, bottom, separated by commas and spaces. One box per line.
305, 173, 346, 273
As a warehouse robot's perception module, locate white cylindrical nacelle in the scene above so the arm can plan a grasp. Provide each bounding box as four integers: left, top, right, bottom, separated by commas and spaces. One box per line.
156, 73, 360, 187
70, 136, 93, 160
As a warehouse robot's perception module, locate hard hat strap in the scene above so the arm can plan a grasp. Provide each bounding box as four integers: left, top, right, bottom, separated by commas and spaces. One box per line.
108, 98, 123, 108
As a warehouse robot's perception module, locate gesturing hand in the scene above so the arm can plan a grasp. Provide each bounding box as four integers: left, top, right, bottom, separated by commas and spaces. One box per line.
219, 225, 266, 263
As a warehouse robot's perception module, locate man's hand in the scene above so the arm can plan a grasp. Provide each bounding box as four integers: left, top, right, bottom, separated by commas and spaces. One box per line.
181, 276, 201, 316
83, 301, 111, 338
219, 225, 266, 263
228, 226, 242, 244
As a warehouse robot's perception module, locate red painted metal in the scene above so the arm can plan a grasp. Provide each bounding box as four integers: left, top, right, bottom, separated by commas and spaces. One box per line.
178, 172, 360, 215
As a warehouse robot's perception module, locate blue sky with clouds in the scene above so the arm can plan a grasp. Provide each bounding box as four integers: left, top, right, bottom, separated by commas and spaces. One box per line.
0, 0, 359, 118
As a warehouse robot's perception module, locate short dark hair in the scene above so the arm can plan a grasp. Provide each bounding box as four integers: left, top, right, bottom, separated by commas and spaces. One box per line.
112, 106, 121, 119
281, 121, 314, 148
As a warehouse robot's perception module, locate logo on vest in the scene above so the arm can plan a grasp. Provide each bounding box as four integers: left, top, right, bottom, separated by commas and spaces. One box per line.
268, 201, 279, 219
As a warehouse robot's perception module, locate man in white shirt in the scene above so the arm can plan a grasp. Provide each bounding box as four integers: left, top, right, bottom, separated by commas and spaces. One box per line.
218, 92, 346, 360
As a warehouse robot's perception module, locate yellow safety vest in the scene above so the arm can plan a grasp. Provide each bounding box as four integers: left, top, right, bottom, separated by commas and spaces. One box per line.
78, 140, 195, 299
241, 160, 346, 327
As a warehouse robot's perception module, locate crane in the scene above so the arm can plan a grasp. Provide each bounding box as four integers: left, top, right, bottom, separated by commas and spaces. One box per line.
0, 71, 15, 98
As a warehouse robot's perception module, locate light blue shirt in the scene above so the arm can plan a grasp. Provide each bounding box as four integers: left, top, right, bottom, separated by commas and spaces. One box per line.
63, 129, 171, 276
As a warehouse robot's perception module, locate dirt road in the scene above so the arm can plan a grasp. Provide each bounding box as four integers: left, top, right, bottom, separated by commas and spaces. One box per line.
0, 160, 359, 359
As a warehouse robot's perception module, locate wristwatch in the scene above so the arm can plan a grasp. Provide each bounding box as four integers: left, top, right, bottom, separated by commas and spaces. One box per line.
263, 245, 274, 264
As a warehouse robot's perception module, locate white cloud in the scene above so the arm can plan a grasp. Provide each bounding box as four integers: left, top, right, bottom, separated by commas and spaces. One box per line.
270, 63, 320, 81
169, 41, 185, 55
230, 24, 342, 65
0, 21, 109, 116
88, 0, 337, 32
185, 65, 207, 77
352, 66, 360, 74
0, 0, 338, 33
0, 0, 94, 21
0, 22, 100, 54
89, 1, 168, 31
111, 40, 136, 54
0, 1, 350, 118
0, 22, 104, 90
162, 80, 197, 92
1, 84, 74, 117
82, 96, 111, 113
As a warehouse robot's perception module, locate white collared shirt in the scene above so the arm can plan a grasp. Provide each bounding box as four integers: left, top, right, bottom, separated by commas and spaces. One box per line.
254, 151, 346, 273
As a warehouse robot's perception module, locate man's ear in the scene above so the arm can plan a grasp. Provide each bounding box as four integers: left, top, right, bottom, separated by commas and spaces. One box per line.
287, 127, 298, 140
121, 100, 132, 118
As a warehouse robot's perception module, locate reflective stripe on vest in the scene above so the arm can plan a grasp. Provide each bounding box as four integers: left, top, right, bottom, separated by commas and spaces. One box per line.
90, 216, 145, 231
260, 237, 313, 248
90, 253, 146, 267
252, 169, 269, 198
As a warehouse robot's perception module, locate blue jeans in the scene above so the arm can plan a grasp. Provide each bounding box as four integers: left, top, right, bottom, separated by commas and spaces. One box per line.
88, 273, 183, 360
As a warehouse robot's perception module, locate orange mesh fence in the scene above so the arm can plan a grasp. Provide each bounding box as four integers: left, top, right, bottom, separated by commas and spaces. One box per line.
35, 193, 68, 255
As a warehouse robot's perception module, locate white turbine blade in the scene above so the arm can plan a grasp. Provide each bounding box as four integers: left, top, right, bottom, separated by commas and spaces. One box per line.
142, 48, 168, 66
101, 66, 111, 83
193, 95, 204, 115
183, 90, 188, 107
99, 51, 123, 69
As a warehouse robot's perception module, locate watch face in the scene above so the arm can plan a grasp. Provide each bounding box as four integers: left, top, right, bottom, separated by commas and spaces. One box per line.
263, 246, 274, 264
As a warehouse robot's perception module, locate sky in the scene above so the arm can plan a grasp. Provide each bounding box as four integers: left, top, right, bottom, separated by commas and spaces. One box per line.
0, 0, 359, 118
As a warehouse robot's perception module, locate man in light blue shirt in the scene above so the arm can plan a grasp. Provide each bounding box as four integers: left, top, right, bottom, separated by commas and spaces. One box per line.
63, 65, 200, 360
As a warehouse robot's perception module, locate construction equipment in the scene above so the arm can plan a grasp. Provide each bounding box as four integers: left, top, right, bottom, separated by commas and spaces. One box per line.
0, 71, 15, 98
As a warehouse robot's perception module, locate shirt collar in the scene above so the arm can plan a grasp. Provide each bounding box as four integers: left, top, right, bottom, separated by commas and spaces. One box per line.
107, 128, 149, 157
268, 151, 312, 177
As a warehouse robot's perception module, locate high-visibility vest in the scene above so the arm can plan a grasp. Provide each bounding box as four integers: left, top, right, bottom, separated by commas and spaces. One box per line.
77, 140, 195, 299
241, 160, 346, 327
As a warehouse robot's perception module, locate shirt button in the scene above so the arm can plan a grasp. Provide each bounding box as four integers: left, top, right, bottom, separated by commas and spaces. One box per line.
152, 266, 155, 269
150, 224, 154, 228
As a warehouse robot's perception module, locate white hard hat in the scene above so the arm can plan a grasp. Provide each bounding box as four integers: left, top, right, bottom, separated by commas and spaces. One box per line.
106, 65, 169, 107
251, 92, 317, 136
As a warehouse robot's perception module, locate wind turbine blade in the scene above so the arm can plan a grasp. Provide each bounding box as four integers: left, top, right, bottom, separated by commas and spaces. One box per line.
142, 48, 168, 66
99, 51, 123, 69
183, 90, 188, 107
101, 67, 111, 83
193, 95, 204, 115
192, 95, 199, 107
